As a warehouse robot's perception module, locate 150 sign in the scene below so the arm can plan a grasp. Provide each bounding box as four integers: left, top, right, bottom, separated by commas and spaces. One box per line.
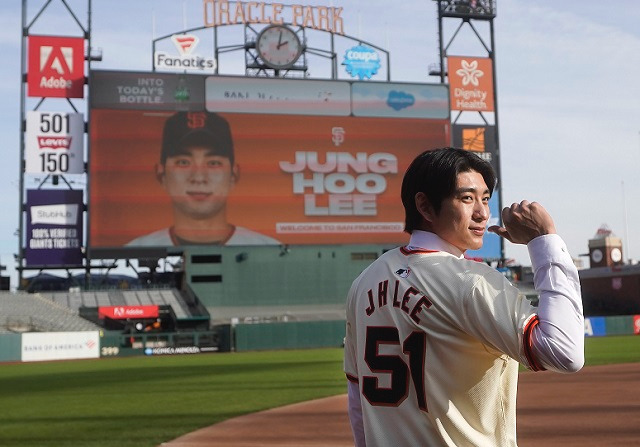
25, 111, 84, 174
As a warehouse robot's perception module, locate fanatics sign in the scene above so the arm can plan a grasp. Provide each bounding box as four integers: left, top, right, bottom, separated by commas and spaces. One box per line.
28, 35, 85, 98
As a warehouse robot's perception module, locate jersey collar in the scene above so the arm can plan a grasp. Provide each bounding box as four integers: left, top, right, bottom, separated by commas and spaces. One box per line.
406, 230, 465, 259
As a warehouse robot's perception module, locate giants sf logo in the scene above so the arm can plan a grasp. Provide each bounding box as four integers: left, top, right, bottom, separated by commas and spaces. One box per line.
187, 112, 207, 129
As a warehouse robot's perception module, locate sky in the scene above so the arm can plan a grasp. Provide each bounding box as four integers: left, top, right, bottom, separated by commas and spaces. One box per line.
1, 0, 640, 288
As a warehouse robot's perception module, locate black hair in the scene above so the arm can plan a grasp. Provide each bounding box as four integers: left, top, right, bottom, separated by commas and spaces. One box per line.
401, 147, 497, 233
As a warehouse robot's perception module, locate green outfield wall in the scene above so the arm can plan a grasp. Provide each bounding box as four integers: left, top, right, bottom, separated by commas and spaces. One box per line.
233, 320, 345, 351
0, 333, 21, 362
183, 244, 387, 309
584, 315, 640, 337
2, 314, 638, 361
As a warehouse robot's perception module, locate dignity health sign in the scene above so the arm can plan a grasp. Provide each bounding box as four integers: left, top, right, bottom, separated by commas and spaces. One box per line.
447, 56, 494, 112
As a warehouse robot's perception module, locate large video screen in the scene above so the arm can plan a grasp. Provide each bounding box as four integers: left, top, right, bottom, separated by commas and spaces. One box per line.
89, 71, 450, 255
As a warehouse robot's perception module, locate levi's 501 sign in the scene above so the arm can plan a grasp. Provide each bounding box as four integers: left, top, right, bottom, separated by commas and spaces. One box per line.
28, 35, 85, 98
25, 112, 84, 174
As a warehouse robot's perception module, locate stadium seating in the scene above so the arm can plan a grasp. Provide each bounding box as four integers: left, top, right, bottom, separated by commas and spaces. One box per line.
36, 288, 192, 317
0, 287, 197, 334
0, 291, 101, 333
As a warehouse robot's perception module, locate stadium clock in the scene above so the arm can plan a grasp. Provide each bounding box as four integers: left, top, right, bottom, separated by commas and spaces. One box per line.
611, 247, 622, 263
256, 25, 303, 69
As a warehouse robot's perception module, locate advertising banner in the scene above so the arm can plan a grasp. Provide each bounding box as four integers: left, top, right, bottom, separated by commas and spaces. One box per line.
25, 111, 84, 174
452, 124, 500, 259
452, 125, 499, 183
584, 317, 606, 337
98, 305, 159, 320
447, 56, 494, 112
25, 189, 83, 266
90, 70, 205, 111
205, 76, 352, 116
343, 45, 381, 80
28, 35, 85, 98
351, 82, 449, 119
21, 331, 100, 362
154, 34, 217, 72
144, 346, 218, 355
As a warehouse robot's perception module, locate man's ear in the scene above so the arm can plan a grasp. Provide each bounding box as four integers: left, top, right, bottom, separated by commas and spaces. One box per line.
155, 163, 165, 185
231, 163, 240, 185
415, 192, 435, 223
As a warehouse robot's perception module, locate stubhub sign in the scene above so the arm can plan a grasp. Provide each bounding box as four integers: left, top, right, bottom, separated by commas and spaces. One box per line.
30, 204, 79, 225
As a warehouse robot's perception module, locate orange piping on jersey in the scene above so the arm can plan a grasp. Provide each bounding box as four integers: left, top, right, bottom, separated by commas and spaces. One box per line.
523, 315, 546, 372
400, 247, 440, 256
345, 373, 359, 384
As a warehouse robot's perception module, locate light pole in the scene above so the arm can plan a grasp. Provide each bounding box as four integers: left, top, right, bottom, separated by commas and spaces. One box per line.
622, 180, 630, 263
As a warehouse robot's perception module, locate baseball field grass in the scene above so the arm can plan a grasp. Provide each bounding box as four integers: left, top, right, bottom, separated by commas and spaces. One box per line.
0, 335, 638, 447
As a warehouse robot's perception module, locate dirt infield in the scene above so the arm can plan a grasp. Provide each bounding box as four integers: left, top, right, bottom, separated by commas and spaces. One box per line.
161, 363, 640, 447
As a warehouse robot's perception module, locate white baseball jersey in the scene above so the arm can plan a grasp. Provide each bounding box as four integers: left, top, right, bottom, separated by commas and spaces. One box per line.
344, 235, 543, 447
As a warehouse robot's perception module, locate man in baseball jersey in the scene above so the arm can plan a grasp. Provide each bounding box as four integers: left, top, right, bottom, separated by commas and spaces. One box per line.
343, 148, 584, 446
127, 111, 280, 247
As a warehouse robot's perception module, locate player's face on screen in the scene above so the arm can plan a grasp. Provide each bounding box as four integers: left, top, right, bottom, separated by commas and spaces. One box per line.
430, 170, 490, 252
157, 146, 238, 220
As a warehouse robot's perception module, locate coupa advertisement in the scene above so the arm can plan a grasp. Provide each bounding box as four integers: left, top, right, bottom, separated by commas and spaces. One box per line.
89, 72, 451, 251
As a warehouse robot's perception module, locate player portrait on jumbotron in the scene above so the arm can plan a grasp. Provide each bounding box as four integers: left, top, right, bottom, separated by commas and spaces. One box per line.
126, 111, 280, 247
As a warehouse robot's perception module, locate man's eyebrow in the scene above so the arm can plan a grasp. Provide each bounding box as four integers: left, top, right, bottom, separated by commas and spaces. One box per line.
455, 187, 491, 195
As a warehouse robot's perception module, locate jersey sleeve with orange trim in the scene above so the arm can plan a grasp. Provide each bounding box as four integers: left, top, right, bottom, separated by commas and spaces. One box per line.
462, 268, 544, 371
460, 234, 583, 373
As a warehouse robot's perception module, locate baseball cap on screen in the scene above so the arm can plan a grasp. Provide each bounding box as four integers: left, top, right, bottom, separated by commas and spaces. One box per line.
161, 111, 234, 164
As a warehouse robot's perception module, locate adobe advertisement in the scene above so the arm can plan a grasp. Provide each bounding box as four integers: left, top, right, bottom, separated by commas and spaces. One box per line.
28, 35, 85, 98
25, 189, 84, 266
89, 72, 450, 252
447, 56, 494, 112
98, 306, 159, 320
